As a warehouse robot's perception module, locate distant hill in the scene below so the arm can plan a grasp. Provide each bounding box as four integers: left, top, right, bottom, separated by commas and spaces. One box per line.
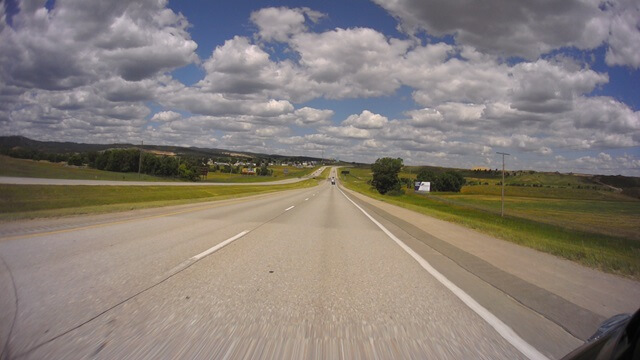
0, 135, 323, 163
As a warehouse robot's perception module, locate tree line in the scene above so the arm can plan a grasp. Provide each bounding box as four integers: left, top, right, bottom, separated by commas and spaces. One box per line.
2, 145, 283, 181
370, 157, 466, 195
1, 146, 204, 181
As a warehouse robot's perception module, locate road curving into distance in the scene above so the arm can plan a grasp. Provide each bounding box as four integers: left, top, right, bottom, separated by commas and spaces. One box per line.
1, 167, 637, 359
0, 167, 327, 186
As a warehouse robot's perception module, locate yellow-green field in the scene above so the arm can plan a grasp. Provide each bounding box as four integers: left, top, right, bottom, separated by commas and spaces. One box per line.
0, 155, 325, 219
203, 165, 319, 183
0, 155, 175, 181
340, 167, 640, 279
0, 155, 320, 184
0, 179, 318, 220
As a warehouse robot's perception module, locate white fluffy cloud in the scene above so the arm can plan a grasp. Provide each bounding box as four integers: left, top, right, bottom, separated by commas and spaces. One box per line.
2, 3, 639, 175
289, 27, 411, 97
342, 110, 388, 129
293, 107, 334, 126
604, 0, 640, 68
251, 7, 324, 42
0, 0, 197, 89
372, 0, 640, 68
151, 111, 181, 123
321, 125, 372, 139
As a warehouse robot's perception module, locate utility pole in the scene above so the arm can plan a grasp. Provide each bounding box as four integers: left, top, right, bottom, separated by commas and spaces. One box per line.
496, 152, 510, 217
138, 140, 143, 178
321, 149, 324, 165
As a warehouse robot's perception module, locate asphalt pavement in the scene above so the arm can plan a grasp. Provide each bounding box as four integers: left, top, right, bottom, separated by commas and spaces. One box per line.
1, 168, 632, 359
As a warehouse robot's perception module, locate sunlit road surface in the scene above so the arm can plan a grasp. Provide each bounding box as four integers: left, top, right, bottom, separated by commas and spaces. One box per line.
0, 169, 587, 359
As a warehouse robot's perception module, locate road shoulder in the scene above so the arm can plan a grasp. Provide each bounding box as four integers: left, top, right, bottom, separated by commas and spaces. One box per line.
341, 186, 640, 341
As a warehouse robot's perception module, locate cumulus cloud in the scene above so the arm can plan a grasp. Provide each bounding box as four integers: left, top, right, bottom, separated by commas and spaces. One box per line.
293, 107, 333, 126
321, 125, 372, 139
509, 59, 608, 113
373, 0, 612, 60
151, 111, 181, 123
250, 7, 324, 42
405, 108, 444, 129
604, 0, 640, 68
290, 27, 411, 97
0, 0, 199, 145
1, 3, 638, 174
342, 110, 388, 129
0, 0, 198, 90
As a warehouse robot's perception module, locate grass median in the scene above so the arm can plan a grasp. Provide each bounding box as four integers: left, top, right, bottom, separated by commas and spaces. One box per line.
203, 165, 319, 183
0, 179, 318, 221
340, 168, 640, 279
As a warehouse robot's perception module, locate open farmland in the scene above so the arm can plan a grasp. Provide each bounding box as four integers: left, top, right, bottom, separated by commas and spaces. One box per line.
340, 166, 640, 278
0, 155, 175, 182
203, 165, 319, 183
0, 179, 318, 220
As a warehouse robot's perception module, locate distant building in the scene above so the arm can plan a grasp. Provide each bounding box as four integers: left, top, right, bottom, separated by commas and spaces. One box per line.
472, 166, 490, 171
241, 168, 256, 175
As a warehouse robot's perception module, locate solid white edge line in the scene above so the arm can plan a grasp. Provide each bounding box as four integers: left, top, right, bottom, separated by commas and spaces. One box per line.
338, 188, 549, 360
192, 230, 250, 261
285, 205, 295, 211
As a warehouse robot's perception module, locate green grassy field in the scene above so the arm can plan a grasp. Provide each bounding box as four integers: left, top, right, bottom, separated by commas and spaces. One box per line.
203, 165, 319, 183
340, 167, 640, 279
0, 179, 318, 220
0, 155, 176, 181
0, 155, 319, 184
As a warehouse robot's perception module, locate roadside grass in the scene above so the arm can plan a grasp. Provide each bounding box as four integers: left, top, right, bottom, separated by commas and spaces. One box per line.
0, 155, 176, 182
435, 194, 640, 240
0, 155, 319, 184
504, 172, 596, 187
316, 167, 331, 180
461, 184, 631, 201
340, 168, 640, 279
0, 179, 318, 220
203, 166, 318, 183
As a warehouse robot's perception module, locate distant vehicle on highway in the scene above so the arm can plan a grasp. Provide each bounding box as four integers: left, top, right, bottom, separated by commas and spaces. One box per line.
331, 177, 335, 185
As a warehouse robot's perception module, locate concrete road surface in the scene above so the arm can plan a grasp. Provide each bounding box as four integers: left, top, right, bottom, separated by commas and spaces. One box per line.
0, 167, 326, 186
0, 167, 635, 359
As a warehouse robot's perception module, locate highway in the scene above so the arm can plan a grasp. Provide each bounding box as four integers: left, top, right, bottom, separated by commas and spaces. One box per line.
1, 167, 638, 359
0, 167, 326, 186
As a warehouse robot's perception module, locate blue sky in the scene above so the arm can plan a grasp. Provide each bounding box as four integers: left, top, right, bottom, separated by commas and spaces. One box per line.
1, 0, 639, 174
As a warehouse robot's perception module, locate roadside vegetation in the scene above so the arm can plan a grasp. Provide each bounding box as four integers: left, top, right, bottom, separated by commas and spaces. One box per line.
0, 179, 319, 220
1, 136, 328, 182
0, 155, 176, 182
340, 166, 640, 279
203, 165, 319, 183
316, 166, 331, 180
0, 155, 320, 183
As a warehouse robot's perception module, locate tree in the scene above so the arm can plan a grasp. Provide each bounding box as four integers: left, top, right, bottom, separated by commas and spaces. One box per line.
257, 163, 272, 176
67, 153, 84, 166
371, 157, 403, 194
416, 168, 437, 183
436, 171, 466, 192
